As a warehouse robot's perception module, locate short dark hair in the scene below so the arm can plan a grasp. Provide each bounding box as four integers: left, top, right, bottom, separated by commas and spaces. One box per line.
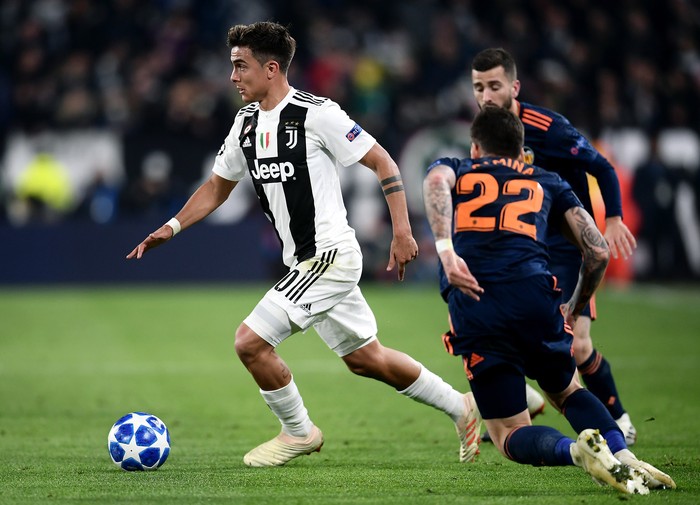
471, 106, 524, 158
227, 21, 296, 73
472, 47, 517, 81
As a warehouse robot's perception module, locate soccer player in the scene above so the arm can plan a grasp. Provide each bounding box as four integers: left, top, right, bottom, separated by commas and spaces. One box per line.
471, 48, 638, 444
127, 21, 480, 467
423, 106, 674, 494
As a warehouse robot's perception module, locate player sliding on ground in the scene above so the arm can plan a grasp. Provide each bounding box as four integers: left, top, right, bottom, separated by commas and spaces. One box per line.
423, 106, 674, 494
471, 48, 638, 445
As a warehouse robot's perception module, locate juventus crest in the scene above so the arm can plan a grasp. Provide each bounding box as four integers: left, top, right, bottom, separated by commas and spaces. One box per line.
284, 121, 299, 149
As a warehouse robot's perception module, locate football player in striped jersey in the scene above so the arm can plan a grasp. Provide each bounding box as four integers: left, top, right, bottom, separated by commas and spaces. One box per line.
128, 21, 481, 467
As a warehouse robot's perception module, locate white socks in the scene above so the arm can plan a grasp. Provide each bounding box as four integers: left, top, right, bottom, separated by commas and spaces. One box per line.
261, 368, 464, 435
398, 365, 464, 423
260, 377, 314, 437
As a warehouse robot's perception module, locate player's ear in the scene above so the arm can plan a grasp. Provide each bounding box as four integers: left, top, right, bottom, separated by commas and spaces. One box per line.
266, 60, 279, 78
512, 79, 521, 99
470, 142, 480, 158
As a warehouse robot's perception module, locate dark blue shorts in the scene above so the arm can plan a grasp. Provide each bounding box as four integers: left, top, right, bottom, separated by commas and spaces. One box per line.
445, 274, 577, 419
547, 243, 596, 319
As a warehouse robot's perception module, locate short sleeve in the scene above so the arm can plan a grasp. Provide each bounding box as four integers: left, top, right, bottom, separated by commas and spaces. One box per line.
427, 157, 460, 175
311, 101, 376, 166
212, 117, 249, 182
550, 175, 584, 216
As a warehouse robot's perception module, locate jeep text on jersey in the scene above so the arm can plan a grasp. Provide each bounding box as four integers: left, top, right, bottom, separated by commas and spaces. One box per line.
250, 159, 296, 183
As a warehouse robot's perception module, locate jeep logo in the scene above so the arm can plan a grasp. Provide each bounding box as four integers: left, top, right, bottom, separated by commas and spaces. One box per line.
251, 159, 295, 182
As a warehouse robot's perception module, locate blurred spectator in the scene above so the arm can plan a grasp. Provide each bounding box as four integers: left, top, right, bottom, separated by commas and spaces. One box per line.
632, 134, 680, 280
9, 150, 73, 224
75, 170, 120, 224
120, 150, 183, 219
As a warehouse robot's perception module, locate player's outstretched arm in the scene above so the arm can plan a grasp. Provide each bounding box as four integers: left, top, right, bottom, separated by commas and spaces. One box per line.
126, 174, 237, 259
359, 143, 418, 281
560, 207, 610, 323
423, 166, 483, 301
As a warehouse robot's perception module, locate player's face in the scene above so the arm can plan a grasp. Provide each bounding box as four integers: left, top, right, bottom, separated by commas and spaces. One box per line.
472, 66, 520, 111
230, 46, 270, 104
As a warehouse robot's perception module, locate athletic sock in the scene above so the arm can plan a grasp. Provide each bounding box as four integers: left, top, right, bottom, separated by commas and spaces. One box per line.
260, 377, 314, 437
398, 365, 465, 423
561, 388, 626, 453
504, 426, 574, 466
578, 349, 625, 419
602, 428, 627, 454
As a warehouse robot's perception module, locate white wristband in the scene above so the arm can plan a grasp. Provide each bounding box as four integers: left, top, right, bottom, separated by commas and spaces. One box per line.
165, 217, 181, 236
435, 238, 453, 254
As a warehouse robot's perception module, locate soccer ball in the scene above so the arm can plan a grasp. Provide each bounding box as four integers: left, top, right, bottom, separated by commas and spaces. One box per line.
108, 412, 170, 471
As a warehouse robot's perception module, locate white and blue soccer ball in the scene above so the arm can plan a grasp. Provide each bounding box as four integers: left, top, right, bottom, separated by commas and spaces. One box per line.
108, 412, 170, 471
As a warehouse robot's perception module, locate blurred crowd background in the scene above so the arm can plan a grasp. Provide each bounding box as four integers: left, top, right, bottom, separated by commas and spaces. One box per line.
1, 0, 699, 283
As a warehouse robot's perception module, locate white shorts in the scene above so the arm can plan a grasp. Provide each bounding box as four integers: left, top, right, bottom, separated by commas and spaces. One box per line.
243, 247, 378, 356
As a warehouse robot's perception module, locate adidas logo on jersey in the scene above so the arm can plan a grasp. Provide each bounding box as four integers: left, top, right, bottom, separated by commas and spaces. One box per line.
299, 302, 312, 314
242, 137, 252, 148
251, 159, 296, 183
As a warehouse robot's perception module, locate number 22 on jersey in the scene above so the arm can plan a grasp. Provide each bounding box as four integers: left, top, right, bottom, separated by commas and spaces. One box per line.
454, 173, 544, 240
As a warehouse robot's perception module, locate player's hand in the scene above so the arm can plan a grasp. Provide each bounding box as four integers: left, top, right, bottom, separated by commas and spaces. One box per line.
440, 250, 483, 301
604, 217, 637, 260
560, 301, 577, 328
126, 224, 175, 260
386, 232, 418, 281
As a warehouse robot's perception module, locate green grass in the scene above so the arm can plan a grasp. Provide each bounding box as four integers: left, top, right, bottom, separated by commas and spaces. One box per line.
0, 283, 699, 504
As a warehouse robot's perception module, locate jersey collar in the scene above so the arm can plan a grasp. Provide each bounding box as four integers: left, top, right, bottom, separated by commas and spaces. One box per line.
259, 87, 295, 118
514, 100, 522, 118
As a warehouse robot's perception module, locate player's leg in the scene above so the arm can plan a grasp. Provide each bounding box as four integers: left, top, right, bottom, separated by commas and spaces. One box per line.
542, 371, 673, 490
515, 274, 650, 493
551, 248, 636, 444
573, 315, 636, 444
235, 293, 322, 467
481, 382, 546, 443
442, 326, 544, 445
314, 284, 479, 462
238, 247, 367, 466
235, 321, 295, 391
519, 373, 649, 494
473, 367, 648, 494
472, 364, 575, 465
534, 311, 629, 457
339, 339, 481, 463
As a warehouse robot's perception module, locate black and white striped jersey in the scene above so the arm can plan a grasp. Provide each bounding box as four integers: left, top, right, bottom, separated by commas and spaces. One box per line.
213, 88, 376, 267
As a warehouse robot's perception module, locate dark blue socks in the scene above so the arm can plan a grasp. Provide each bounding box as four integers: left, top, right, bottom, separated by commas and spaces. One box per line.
562, 388, 626, 453
578, 349, 625, 419
504, 426, 574, 466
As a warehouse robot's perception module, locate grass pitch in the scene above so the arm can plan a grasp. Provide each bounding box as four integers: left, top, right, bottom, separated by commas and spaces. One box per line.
0, 282, 699, 504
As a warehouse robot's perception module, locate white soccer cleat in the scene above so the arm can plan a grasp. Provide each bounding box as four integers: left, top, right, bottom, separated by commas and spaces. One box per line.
525, 383, 546, 419
243, 426, 324, 467
615, 412, 638, 446
571, 429, 649, 495
614, 448, 676, 490
456, 392, 482, 462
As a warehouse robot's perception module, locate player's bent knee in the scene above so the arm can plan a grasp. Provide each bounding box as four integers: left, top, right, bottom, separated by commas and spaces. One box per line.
342, 354, 374, 377
572, 337, 593, 363
545, 379, 583, 410
341, 345, 381, 377
489, 425, 525, 458
234, 324, 269, 363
